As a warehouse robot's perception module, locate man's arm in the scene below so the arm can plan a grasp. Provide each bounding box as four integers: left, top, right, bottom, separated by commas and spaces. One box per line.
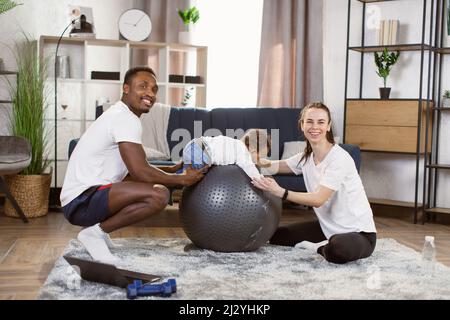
119, 142, 203, 186
156, 162, 183, 174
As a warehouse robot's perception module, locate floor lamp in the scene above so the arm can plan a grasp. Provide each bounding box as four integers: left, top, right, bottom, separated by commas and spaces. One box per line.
52, 18, 79, 210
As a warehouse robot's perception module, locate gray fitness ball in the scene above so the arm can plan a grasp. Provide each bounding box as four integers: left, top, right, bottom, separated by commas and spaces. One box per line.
179, 165, 282, 252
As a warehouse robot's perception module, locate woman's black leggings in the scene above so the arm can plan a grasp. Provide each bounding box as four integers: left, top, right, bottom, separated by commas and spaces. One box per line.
270, 220, 376, 264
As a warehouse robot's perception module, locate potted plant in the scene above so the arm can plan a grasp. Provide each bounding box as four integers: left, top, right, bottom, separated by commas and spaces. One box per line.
374, 47, 400, 100
177, 6, 200, 45
0, 0, 21, 15
443, 90, 450, 107
0, 0, 22, 71
4, 33, 52, 218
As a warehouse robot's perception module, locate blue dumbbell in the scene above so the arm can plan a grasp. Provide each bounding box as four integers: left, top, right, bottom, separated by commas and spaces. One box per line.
127, 279, 177, 299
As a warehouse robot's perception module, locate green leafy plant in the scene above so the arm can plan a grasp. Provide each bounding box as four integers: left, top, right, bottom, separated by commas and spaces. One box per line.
9, 33, 50, 175
443, 90, 450, 99
178, 6, 200, 26
374, 48, 400, 88
0, 0, 22, 15
181, 87, 194, 107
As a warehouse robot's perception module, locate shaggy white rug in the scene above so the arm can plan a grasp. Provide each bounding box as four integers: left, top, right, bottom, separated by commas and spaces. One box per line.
38, 237, 450, 300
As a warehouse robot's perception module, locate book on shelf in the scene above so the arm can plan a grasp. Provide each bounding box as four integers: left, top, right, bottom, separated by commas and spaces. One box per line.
377, 19, 399, 46
69, 32, 96, 39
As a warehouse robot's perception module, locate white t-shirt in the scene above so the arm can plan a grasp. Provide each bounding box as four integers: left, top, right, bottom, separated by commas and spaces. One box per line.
60, 101, 142, 206
286, 144, 377, 239
201, 135, 261, 179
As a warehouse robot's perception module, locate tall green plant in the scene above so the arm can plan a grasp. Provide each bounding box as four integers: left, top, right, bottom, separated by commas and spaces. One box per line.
374, 48, 400, 88
0, 0, 22, 15
9, 33, 50, 175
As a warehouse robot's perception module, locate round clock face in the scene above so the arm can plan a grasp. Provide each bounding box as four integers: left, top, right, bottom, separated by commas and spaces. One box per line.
118, 9, 152, 41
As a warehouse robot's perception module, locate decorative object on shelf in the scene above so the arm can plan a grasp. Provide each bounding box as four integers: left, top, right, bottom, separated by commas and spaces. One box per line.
69, 6, 96, 38
56, 55, 70, 78
181, 86, 194, 107
91, 71, 120, 81
443, 90, 450, 107
185, 75, 201, 84
378, 19, 400, 46
178, 6, 200, 45
118, 8, 152, 42
0, 57, 4, 71
374, 48, 400, 100
169, 74, 184, 83
5, 33, 51, 219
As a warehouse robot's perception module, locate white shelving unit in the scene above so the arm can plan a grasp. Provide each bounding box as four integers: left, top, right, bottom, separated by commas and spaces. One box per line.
39, 35, 207, 187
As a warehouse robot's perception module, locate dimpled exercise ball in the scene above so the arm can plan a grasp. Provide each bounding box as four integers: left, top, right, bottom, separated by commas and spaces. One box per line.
179, 165, 282, 252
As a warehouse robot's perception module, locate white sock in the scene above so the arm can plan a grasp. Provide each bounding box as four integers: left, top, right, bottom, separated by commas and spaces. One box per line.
103, 233, 117, 249
295, 240, 328, 252
77, 224, 121, 265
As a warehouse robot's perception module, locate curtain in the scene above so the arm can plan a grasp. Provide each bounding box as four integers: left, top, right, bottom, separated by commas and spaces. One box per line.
257, 0, 323, 108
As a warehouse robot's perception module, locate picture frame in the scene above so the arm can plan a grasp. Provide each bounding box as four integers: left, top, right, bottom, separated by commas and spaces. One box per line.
68, 5, 96, 38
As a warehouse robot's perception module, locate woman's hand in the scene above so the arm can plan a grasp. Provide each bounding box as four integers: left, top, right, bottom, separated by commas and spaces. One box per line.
251, 176, 285, 198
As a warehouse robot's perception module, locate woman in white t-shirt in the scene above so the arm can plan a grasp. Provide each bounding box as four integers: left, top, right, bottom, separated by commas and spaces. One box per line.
252, 102, 376, 264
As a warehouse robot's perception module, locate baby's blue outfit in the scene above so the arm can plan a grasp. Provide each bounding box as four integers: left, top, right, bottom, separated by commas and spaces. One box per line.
177, 138, 212, 173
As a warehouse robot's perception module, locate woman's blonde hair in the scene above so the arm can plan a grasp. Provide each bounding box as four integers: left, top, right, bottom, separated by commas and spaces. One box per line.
298, 102, 335, 165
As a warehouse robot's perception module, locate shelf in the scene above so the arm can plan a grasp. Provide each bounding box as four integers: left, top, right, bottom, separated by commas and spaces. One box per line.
426, 164, 450, 170
424, 207, 450, 215
48, 78, 84, 83
349, 44, 433, 53
0, 71, 17, 75
168, 43, 208, 51
369, 198, 420, 208
436, 47, 450, 54
44, 118, 85, 122
86, 79, 122, 85
432, 107, 450, 111
346, 98, 433, 102
0, 100, 13, 103
129, 41, 166, 49
167, 83, 205, 88
40, 35, 86, 45
358, 0, 395, 3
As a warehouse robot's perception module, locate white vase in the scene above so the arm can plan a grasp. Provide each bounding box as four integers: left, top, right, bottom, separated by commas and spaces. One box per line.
178, 25, 197, 45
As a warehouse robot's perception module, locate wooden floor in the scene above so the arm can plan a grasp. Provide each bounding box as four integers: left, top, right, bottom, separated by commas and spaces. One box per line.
1, 203, 450, 300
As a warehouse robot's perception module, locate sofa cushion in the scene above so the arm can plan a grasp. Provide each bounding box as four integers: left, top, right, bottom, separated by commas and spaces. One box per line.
210, 108, 303, 159
166, 107, 211, 155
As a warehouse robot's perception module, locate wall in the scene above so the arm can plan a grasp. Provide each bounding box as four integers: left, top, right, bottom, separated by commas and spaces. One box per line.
323, 0, 450, 207
0, 0, 135, 134
194, 0, 263, 108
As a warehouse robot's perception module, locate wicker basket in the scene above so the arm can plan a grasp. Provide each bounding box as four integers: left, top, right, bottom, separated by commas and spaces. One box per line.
4, 173, 52, 218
